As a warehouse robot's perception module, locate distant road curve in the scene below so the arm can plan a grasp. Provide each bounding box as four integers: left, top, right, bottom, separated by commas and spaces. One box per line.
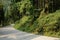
0, 24, 60, 40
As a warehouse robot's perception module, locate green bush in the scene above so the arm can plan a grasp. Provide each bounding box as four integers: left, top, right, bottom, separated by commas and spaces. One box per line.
14, 16, 34, 31
16, 0, 33, 15
33, 10, 60, 36
34, 10, 60, 37
14, 10, 60, 37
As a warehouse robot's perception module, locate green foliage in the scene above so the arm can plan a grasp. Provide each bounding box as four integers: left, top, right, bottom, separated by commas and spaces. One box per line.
14, 10, 60, 37
1, 0, 60, 38
2, 0, 20, 25
0, 0, 33, 26
0, 3, 3, 9
16, 0, 33, 15
37, 10, 60, 36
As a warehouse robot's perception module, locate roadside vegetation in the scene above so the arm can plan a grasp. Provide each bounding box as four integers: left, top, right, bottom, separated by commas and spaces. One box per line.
0, 0, 60, 38
14, 10, 60, 37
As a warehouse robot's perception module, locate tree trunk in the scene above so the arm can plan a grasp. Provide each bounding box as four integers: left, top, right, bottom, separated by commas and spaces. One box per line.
44, 0, 49, 14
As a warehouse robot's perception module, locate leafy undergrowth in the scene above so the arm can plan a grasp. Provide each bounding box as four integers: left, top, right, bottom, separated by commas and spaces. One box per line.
14, 10, 60, 38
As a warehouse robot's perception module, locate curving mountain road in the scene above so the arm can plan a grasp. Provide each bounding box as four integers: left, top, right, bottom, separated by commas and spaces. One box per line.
0, 25, 60, 40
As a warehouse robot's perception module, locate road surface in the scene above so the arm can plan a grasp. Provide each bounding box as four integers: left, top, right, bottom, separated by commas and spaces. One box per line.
0, 25, 60, 40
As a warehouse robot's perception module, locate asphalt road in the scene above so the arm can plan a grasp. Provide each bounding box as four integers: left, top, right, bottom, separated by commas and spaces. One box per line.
0, 25, 60, 40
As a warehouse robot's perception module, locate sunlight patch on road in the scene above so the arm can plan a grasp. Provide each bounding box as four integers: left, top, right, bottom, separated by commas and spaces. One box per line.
7, 34, 17, 39
31, 36, 59, 40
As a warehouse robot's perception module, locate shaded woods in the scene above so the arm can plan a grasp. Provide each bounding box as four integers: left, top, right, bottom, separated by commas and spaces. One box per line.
0, 0, 60, 37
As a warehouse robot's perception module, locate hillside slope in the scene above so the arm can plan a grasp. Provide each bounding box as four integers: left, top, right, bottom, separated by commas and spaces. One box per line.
14, 10, 60, 37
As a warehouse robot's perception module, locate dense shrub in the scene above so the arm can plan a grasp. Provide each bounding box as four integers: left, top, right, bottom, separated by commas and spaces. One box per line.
14, 10, 60, 37
36, 10, 60, 37
16, 0, 33, 15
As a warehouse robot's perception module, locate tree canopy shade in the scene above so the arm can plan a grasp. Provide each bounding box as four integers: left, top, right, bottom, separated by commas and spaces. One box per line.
0, 0, 21, 26
0, 1, 4, 26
